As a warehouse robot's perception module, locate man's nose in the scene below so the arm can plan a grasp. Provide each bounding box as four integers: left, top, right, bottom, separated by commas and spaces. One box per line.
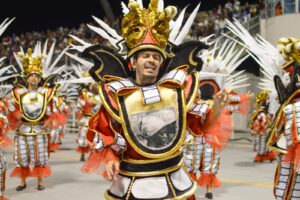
148, 56, 155, 63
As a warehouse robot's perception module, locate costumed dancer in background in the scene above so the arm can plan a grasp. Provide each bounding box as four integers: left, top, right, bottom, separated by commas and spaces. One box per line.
184, 37, 251, 200
49, 91, 68, 152
54, 69, 81, 147
226, 19, 300, 200
226, 90, 252, 116
0, 17, 19, 199
66, 0, 232, 199
248, 90, 276, 162
6, 41, 69, 191
75, 82, 101, 161
0, 86, 14, 200
57, 95, 73, 145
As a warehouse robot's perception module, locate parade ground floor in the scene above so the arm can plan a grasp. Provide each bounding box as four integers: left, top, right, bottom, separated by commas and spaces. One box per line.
4, 132, 275, 200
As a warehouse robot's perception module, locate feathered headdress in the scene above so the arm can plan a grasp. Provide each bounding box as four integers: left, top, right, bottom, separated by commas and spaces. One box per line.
198, 37, 249, 94
66, 0, 207, 83
121, 0, 177, 58
224, 19, 287, 109
12, 40, 70, 87
0, 18, 20, 84
255, 89, 270, 107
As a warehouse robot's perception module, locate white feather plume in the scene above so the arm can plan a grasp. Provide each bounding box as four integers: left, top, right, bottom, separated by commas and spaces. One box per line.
174, 3, 201, 45
121, 1, 129, 15
225, 19, 286, 96
0, 17, 15, 37
199, 37, 249, 90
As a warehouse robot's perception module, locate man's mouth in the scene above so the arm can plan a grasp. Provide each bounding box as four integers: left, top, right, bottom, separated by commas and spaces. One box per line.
145, 65, 156, 70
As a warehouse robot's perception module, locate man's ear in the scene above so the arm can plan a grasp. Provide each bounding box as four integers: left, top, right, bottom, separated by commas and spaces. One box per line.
130, 57, 136, 69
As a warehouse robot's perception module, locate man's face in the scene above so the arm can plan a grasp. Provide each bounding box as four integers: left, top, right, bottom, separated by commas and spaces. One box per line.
133, 51, 162, 84
26, 73, 41, 88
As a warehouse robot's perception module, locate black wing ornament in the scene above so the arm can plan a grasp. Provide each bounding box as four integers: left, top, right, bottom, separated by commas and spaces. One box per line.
82, 45, 130, 82
274, 75, 287, 104
162, 41, 208, 74
44, 74, 62, 88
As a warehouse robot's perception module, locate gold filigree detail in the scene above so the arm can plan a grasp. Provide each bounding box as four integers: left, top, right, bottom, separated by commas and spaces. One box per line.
121, 0, 177, 56
18, 48, 43, 77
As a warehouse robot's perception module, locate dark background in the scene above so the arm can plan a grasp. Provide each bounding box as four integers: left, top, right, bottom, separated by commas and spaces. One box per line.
0, 0, 260, 75
1, 0, 258, 35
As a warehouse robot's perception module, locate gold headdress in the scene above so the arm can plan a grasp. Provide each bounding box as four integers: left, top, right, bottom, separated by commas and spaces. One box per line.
255, 90, 270, 106
18, 48, 43, 78
277, 37, 300, 67
121, 0, 177, 58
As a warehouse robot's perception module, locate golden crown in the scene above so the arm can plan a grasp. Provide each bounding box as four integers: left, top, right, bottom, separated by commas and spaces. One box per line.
121, 0, 177, 58
277, 37, 300, 64
18, 48, 43, 77
255, 90, 270, 106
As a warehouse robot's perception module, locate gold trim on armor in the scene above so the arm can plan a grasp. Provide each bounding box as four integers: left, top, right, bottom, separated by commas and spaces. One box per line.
118, 86, 187, 159
282, 60, 294, 70
94, 60, 104, 82
98, 83, 122, 123
109, 118, 126, 152
12, 89, 20, 105
123, 150, 182, 164
119, 160, 183, 177
24, 136, 30, 166
268, 133, 287, 154
125, 177, 135, 200
127, 44, 167, 59
285, 162, 296, 200
187, 127, 204, 137
267, 89, 300, 152
104, 191, 116, 200
186, 72, 199, 110
104, 177, 197, 200
16, 132, 48, 136
47, 86, 58, 103
16, 136, 22, 167
292, 104, 299, 142
188, 49, 198, 66
166, 173, 177, 197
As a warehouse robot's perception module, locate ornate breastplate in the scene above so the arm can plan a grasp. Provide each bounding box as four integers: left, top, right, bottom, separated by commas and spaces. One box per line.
20, 91, 47, 122
100, 69, 199, 159
119, 85, 186, 159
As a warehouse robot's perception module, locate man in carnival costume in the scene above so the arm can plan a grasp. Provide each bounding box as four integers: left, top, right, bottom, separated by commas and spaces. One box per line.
6, 41, 68, 191
75, 82, 101, 161
268, 38, 300, 200
248, 90, 276, 162
0, 17, 18, 200
67, 0, 232, 199
49, 90, 70, 152
184, 38, 252, 199
226, 19, 300, 200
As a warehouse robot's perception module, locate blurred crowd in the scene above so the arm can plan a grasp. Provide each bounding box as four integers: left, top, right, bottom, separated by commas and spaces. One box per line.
0, 0, 264, 65
188, 0, 264, 40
